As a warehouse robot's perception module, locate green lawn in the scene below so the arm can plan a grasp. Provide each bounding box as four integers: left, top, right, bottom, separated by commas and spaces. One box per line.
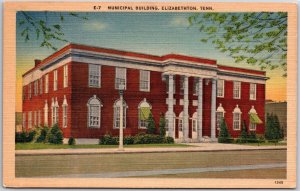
15, 143, 191, 150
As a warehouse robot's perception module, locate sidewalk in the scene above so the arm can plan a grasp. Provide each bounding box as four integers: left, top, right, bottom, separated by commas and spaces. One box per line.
15, 143, 287, 156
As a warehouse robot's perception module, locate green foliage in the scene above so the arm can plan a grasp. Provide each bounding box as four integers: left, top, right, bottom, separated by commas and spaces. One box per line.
68, 137, 76, 145
99, 134, 118, 145
146, 113, 156, 134
18, 12, 88, 51
124, 136, 135, 145
189, 12, 287, 77
218, 118, 232, 143
239, 120, 248, 143
265, 113, 283, 141
47, 124, 63, 144
37, 126, 50, 143
15, 130, 36, 143
99, 133, 174, 145
159, 113, 166, 137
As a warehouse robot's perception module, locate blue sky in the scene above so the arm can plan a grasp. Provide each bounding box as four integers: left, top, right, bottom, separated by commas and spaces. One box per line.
16, 12, 286, 111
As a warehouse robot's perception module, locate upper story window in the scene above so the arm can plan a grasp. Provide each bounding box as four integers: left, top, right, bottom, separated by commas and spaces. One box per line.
53, 70, 58, 91
87, 95, 102, 128
217, 79, 224, 98
113, 99, 127, 129
28, 83, 32, 99
45, 74, 49, 93
39, 78, 43, 95
138, 98, 151, 129
233, 81, 241, 99
34, 80, 38, 96
140, 70, 150, 92
249, 83, 257, 100
63, 64, 68, 88
115, 67, 126, 90
216, 103, 225, 130
89, 64, 101, 88
233, 105, 242, 130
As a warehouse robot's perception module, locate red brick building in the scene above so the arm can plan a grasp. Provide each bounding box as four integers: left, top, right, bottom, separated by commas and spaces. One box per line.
22, 43, 267, 143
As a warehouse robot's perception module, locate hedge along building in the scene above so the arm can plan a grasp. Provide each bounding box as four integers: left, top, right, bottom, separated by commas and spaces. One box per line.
22, 43, 267, 143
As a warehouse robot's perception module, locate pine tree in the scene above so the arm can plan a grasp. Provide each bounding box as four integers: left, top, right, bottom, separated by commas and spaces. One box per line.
240, 120, 248, 143
146, 113, 156, 134
273, 114, 281, 140
218, 118, 231, 143
159, 113, 166, 137
265, 113, 282, 141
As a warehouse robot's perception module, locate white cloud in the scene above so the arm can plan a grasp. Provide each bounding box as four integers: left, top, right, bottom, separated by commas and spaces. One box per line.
83, 21, 108, 31
169, 17, 189, 27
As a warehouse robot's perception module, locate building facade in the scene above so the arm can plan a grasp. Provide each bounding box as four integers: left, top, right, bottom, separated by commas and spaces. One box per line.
22, 43, 267, 142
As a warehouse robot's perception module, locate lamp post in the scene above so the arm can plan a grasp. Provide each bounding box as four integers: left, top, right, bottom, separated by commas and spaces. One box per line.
118, 82, 125, 151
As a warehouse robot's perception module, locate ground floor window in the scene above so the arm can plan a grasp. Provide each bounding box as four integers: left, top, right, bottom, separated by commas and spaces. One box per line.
138, 99, 151, 128
113, 99, 127, 129
87, 95, 102, 128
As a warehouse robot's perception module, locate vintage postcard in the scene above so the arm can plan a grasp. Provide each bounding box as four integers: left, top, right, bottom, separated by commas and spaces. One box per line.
3, 1, 297, 188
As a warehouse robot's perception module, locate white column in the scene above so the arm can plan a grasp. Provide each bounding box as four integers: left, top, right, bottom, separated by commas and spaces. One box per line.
211, 78, 217, 140
183, 76, 189, 142
197, 77, 203, 141
167, 74, 174, 138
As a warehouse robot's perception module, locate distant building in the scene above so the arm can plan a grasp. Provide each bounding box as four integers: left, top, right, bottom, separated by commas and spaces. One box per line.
22, 43, 267, 143
265, 101, 287, 137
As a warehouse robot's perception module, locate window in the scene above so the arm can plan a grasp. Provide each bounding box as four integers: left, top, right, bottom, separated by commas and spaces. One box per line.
34, 80, 38, 96
44, 101, 48, 125
115, 67, 126, 89
166, 75, 176, 94
178, 112, 183, 132
249, 83, 256, 100
63, 64, 68, 88
216, 103, 225, 129
28, 83, 32, 99
113, 99, 127, 128
28, 111, 32, 129
53, 70, 58, 91
38, 110, 41, 126
34, 111, 37, 127
191, 112, 197, 132
140, 70, 150, 91
138, 99, 151, 128
89, 64, 101, 87
248, 106, 262, 131
180, 76, 184, 95
217, 79, 224, 97
22, 113, 26, 129
233, 81, 241, 99
193, 78, 199, 95
233, 105, 242, 130
51, 98, 59, 125
45, 74, 49, 93
87, 95, 102, 128
39, 78, 43, 95
62, 95, 68, 128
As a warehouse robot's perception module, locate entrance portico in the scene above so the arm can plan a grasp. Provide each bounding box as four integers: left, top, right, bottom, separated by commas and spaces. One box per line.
165, 72, 217, 143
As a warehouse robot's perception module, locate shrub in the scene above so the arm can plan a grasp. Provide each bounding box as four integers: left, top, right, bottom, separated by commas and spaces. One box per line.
47, 124, 63, 144
15, 131, 27, 143
265, 113, 282, 141
134, 133, 164, 144
218, 118, 231, 143
124, 136, 134, 145
239, 120, 248, 143
37, 126, 50, 143
68, 137, 76, 145
99, 134, 118, 145
159, 113, 166, 137
146, 113, 156, 134
163, 136, 174, 144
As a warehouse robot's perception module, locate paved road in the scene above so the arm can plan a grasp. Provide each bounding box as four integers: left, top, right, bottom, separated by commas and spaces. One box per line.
47, 163, 286, 178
